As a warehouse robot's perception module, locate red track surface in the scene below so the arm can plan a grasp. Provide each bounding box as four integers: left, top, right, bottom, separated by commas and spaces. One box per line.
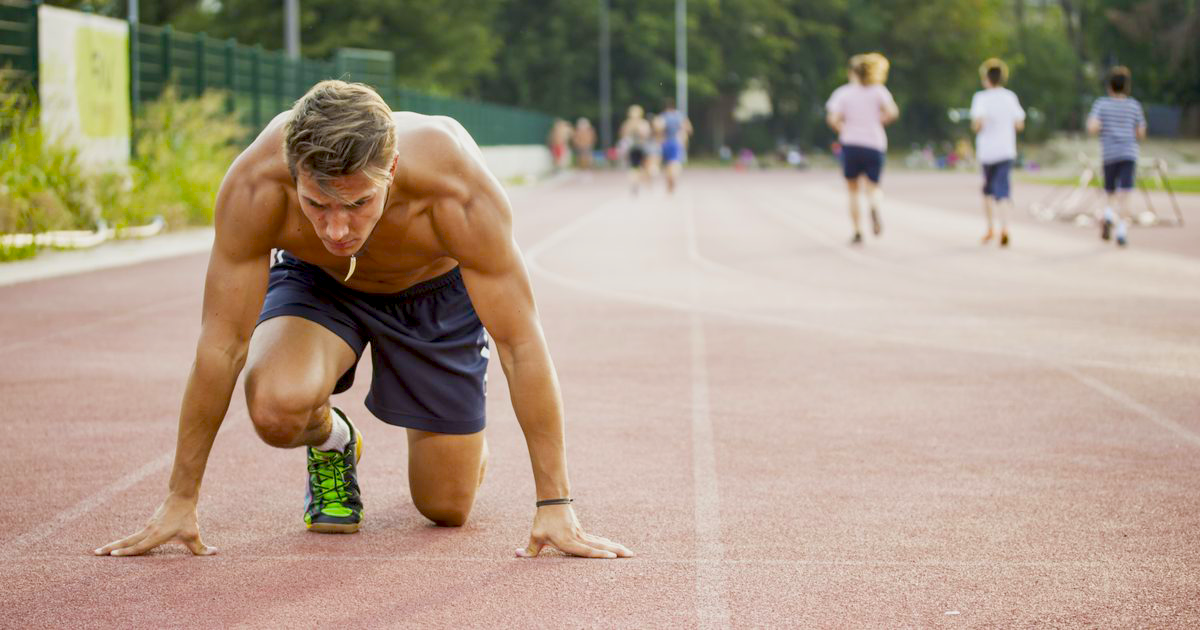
2, 169, 1198, 627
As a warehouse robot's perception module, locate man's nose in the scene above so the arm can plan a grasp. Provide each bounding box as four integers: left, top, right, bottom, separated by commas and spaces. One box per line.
325, 212, 350, 241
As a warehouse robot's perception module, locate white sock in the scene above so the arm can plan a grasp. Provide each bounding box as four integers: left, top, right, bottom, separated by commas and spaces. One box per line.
1103, 207, 1116, 223
317, 408, 351, 452
1115, 220, 1128, 240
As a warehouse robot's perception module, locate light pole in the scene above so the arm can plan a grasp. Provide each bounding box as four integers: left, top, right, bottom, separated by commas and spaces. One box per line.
599, 0, 612, 150
675, 0, 687, 119
285, 0, 300, 59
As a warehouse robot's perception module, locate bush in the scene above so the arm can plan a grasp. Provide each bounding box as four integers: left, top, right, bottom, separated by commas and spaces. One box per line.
130, 87, 245, 227
0, 83, 246, 260
0, 86, 95, 235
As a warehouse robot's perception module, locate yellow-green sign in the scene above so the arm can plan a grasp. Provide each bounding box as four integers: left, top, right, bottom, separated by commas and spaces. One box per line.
74, 26, 130, 139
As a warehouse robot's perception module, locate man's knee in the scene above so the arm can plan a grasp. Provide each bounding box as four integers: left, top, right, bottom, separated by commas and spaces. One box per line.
415, 495, 475, 527
244, 366, 325, 448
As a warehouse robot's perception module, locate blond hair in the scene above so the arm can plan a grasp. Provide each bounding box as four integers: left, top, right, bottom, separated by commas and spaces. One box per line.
284, 80, 397, 200
979, 58, 1009, 85
852, 52, 890, 85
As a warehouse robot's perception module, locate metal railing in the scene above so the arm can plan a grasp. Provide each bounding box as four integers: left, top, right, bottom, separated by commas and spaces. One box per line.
131, 24, 553, 145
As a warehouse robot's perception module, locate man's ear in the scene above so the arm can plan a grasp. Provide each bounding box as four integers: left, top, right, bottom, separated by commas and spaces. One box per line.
390, 153, 399, 177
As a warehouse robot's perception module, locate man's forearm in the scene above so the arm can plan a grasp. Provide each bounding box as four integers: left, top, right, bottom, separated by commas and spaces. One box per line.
500, 341, 570, 500
167, 343, 246, 499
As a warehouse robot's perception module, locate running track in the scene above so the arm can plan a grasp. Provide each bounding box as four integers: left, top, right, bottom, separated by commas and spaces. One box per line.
1, 169, 1198, 627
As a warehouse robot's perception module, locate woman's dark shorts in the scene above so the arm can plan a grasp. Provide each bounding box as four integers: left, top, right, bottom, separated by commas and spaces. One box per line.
257, 251, 489, 435
981, 159, 1013, 200
629, 146, 646, 168
841, 144, 885, 183
1103, 159, 1136, 193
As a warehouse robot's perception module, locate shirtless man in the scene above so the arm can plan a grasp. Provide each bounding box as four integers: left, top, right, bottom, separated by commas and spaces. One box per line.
93, 80, 632, 560
618, 105, 653, 195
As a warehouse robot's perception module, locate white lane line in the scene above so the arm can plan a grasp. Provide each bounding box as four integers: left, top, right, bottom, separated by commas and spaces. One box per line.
1059, 365, 1200, 448
684, 198, 732, 629
0, 293, 197, 356
10, 452, 173, 553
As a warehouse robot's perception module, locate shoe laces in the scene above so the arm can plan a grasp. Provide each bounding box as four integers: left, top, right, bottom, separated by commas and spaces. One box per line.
308, 449, 351, 508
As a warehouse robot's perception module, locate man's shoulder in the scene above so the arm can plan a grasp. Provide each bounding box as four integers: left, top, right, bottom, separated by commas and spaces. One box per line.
213, 113, 291, 241
225, 114, 290, 196
393, 111, 468, 140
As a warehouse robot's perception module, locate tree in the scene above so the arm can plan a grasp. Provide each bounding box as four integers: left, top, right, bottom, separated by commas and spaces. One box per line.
172, 0, 501, 94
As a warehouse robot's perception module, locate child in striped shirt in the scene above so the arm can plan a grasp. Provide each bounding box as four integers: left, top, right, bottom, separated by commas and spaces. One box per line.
1086, 66, 1147, 247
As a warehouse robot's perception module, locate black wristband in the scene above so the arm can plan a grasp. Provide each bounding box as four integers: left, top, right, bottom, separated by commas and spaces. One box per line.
536, 498, 574, 508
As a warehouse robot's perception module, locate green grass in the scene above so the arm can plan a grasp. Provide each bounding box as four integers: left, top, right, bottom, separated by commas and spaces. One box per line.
0, 242, 37, 261
1020, 174, 1200, 194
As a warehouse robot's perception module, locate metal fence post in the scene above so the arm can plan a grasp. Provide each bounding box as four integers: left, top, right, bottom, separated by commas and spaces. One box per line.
161, 24, 172, 90
251, 44, 261, 129
274, 50, 283, 113
196, 32, 205, 94
29, 0, 40, 98
224, 38, 235, 114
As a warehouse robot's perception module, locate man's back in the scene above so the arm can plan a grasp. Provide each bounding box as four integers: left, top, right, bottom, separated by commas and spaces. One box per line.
971, 87, 1024, 164
1089, 96, 1145, 164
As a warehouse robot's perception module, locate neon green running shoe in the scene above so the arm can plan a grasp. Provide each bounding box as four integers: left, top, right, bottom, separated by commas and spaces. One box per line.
304, 408, 363, 533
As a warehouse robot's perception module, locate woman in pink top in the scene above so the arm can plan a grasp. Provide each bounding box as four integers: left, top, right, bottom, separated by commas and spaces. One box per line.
826, 53, 900, 244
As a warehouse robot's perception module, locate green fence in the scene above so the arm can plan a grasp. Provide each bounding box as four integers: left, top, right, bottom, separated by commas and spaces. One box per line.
0, 0, 36, 93
6, 2, 552, 146
131, 24, 553, 146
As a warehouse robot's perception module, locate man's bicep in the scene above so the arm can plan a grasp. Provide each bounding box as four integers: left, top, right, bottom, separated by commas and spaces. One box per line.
200, 182, 276, 353
198, 241, 270, 356
460, 246, 542, 351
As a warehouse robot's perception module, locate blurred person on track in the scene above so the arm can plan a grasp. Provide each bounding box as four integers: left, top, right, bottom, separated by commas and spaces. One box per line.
1087, 66, 1146, 247
825, 52, 899, 245
656, 98, 693, 194
572, 117, 597, 170
548, 118, 574, 172
93, 80, 632, 560
970, 58, 1025, 247
618, 104, 653, 195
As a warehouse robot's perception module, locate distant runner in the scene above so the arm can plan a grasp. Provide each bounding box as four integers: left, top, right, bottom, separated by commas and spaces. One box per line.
826, 53, 899, 245
656, 98, 693, 194
970, 58, 1025, 247
1087, 66, 1146, 247
618, 104, 654, 195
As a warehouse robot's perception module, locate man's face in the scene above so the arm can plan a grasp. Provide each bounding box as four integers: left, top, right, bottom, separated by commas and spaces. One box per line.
296, 170, 390, 257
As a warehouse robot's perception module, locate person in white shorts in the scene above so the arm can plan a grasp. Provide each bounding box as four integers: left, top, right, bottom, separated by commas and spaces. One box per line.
970, 58, 1025, 247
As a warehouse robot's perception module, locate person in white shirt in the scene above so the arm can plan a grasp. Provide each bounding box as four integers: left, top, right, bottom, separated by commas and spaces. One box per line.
970, 58, 1025, 247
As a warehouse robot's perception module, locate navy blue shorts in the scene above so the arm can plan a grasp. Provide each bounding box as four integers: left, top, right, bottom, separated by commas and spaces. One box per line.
982, 159, 1013, 200
662, 139, 683, 164
257, 252, 489, 435
1103, 160, 1136, 193
841, 145, 884, 183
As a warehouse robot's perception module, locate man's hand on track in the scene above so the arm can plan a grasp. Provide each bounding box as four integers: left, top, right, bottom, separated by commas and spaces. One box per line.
515, 504, 633, 559
94, 495, 217, 557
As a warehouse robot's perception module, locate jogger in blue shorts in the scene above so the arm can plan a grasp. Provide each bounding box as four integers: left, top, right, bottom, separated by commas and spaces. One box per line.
970, 58, 1025, 247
